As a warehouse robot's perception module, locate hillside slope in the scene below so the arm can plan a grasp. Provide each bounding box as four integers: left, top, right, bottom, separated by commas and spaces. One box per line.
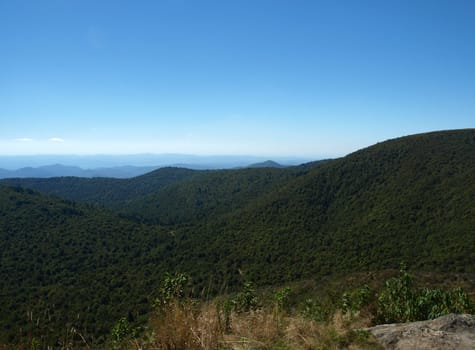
1, 167, 198, 209
154, 129, 475, 285
1, 165, 311, 225
122, 166, 305, 225
0, 185, 177, 345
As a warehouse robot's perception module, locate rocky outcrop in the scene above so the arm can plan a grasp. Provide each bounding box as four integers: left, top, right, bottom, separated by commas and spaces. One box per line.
366, 314, 475, 350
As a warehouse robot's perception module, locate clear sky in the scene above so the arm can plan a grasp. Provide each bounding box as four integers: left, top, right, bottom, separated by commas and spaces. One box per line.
1, 0, 474, 158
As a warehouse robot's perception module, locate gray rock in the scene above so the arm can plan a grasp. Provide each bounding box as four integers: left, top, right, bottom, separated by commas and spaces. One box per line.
365, 314, 475, 350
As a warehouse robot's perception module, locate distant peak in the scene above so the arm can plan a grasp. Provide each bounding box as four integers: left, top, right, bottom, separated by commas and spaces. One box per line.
246, 160, 285, 168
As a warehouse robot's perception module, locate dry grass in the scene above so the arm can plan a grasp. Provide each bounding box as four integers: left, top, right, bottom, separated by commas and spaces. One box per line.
128, 301, 221, 350
127, 302, 383, 350
0, 303, 382, 350
280, 310, 382, 350
222, 309, 284, 349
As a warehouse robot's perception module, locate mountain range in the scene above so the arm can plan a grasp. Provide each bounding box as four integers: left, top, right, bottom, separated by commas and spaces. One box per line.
0, 164, 160, 179
0, 154, 304, 175
0, 129, 474, 346
0, 160, 286, 179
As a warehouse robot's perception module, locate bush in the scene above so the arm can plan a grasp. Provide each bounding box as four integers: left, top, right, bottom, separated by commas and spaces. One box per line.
302, 298, 329, 322
273, 287, 292, 314
416, 287, 474, 320
232, 281, 259, 313
154, 272, 190, 309
377, 264, 416, 323
110, 317, 131, 350
377, 264, 474, 323
342, 284, 373, 315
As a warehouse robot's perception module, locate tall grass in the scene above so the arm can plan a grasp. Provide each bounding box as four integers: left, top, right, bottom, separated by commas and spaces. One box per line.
124, 300, 383, 350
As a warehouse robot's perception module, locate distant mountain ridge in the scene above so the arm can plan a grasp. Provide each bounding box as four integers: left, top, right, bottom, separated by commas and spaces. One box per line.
0, 159, 294, 179
0, 164, 160, 179
1, 167, 198, 208
0, 154, 309, 172
245, 160, 286, 168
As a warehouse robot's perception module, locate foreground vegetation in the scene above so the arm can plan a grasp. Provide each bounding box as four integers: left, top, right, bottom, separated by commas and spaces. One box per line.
3, 267, 474, 349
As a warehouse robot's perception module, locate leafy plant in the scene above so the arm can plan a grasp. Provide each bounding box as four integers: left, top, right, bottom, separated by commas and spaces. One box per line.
232, 281, 259, 313
416, 286, 474, 320
302, 298, 329, 322
377, 264, 474, 323
342, 284, 373, 315
154, 272, 190, 309
110, 317, 131, 350
220, 298, 234, 333
273, 287, 292, 314
377, 263, 417, 323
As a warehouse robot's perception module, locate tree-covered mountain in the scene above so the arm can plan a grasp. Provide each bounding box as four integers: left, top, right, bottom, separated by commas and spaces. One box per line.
1, 167, 198, 209
245, 160, 286, 168
0, 185, 181, 345
121, 166, 306, 225
179, 129, 475, 284
1, 166, 312, 224
1, 129, 474, 346
107, 129, 472, 287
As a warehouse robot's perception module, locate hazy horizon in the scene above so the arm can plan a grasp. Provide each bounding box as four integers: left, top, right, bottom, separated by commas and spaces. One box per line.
0, 153, 313, 170
2, 1, 474, 156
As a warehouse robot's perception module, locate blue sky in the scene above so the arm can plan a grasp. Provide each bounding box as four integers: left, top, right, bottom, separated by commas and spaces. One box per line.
1, 0, 474, 158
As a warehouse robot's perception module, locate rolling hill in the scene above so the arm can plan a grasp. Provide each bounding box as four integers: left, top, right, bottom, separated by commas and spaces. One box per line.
181, 129, 475, 284
0, 185, 179, 345
1, 167, 198, 209
1, 166, 310, 224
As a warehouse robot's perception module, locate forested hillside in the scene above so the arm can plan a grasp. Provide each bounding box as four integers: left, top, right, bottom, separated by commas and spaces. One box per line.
121, 166, 305, 225
1, 164, 321, 225
181, 129, 475, 284
1, 129, 474, 347
0, 185, 177, 345
1, 167, 197, 209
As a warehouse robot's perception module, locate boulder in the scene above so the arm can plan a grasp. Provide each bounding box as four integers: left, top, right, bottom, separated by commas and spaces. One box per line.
366, 313, 475, 350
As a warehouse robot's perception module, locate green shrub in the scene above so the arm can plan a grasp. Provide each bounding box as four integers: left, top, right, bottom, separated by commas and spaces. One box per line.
232, 281, 259, 313
416, 287, 474, 320
377, 264, 416, 323
302, 298, 329, 322
216, 281, 259, 335
273, 287, 292, 314
154, 272, 190, 309
377, 264, 474, 323
110, 317, 131, 350
342, 284, 374, 315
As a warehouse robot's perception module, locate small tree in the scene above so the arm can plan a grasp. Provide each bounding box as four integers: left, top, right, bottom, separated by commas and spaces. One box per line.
274, 287, 292, 314
110, 317, 131, 350
154, 272, 190, 309
377, 263, 474, 323
377, 263, 417, 323
233, 281, 259, 313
